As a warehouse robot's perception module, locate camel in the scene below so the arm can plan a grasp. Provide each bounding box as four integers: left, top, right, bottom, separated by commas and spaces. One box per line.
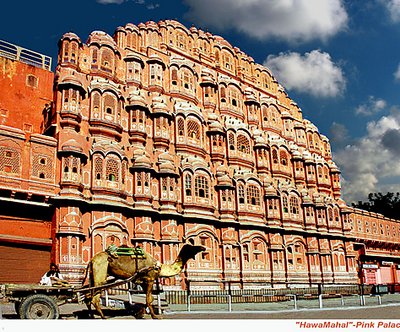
83, 243, 205, 319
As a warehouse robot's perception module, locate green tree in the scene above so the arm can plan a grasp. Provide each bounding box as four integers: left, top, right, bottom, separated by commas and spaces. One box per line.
352, 192, 400, 219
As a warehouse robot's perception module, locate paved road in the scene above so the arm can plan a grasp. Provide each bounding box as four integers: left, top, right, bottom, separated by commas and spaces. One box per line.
164, 305, 400, 320
2, 303, 400, 320
2, 294, 400, 320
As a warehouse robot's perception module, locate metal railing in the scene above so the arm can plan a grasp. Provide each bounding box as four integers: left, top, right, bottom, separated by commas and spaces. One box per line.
0, 40, 52, 70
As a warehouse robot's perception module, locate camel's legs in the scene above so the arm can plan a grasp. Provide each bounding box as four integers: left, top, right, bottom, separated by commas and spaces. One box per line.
92, 293, 106, 319
143, 280, 159, 319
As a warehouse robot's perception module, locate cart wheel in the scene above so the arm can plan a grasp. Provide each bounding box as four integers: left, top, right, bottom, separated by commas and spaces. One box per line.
18, 294, 60, 319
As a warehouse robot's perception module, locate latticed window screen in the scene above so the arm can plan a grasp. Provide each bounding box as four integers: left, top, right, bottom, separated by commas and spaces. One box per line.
272, 149, 278, 164
328, 207, 334, 222
0, 147, 20, 174
177, 118, 185, 136
63, 156, 72, 172
280, 151, 287, 166
290, 196, 299, 215
238, 185, 245, 204
334, 208, 340, 222
144, 173, 150, 186
270, 108, 279, 124
104, 94, 116, 115
187, 120, 200, 140
106, 159, 119, 181
308, 133, 314, 148
101, 49, 113, 69
220, 86, 226, 100
185, 174, 192, 195
162, 178, 168, 191
132, 110, 145, 124
317, 165, 323, 178
33, 154, 53, 179
92, 92, 101, 115
182, 70, 192, 90
71, 157, 79, 173
92, 47, 98, 64
282, 196, 288, 213
228, 133, 235, 150
150, 64, 162, 82
230, 88, 240, 108
94, 157, 103, 180
247, 185, 260, 205
195, 175, 208, 198
323, 166, 330, 180
63, 41, 69, 61
237, 134, 250, 154
121, 160, 127, 184
171, 67, 178, 83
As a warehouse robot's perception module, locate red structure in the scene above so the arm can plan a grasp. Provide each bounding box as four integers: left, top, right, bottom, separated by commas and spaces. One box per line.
1, 20, 400, 290
0, 40, 56, 283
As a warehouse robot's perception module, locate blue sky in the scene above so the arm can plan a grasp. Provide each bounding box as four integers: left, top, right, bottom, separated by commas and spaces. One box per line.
2, 0, 400, 204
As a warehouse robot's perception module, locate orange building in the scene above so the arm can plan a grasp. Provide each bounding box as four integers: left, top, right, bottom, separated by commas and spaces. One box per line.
0, 40, 56, 283
1, 20, 400, 289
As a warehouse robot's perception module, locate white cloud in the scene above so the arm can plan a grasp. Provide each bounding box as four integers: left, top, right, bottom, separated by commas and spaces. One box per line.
263, 50, 346, 97
381, 0, 400, 22
183, 0, 348, 43
355, 96, 387, 116
394, 63, 400, 81
334, 108, 400, 204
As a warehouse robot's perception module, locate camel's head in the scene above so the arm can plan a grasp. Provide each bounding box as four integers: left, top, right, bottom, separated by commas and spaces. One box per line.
159, 244, 206, 278
179, 243, 206, 263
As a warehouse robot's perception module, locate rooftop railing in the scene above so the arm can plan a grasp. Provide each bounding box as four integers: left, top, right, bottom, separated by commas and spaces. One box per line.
0, 39, 52, 70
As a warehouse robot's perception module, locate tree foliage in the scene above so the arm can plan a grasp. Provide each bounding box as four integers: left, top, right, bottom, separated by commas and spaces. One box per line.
352, 192, 400, 219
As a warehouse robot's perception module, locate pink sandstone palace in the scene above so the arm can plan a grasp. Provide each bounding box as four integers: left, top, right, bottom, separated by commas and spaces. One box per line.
0, 20, 399, 290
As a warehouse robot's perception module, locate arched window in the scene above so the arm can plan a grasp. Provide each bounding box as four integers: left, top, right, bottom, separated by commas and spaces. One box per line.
247, 185, 260, 206
289, 196, 299, 216
171, 67, 178, 86
91, 92, 101, 117
94, 157, 103, 180
126, 60, 141, 82
334, 208, 340, 224
282, 196, 288, 213
262, 105, 268, 123
101, 48, 113, 72
308, 133, 314, 148
177, 118, 185, 136
272, 149, 279, 164
220, 86, 227, 103
238, 184, 245, 204
195, 175, 208, 198
106, 159, 119, 182
91, 47, 98, 67
280, 150, 287, 166
182, 69, 193, 91
229, 86, 241, 111
328, 207, 334, 223
103, 94, 117, 118
187, 120, 200, 141
237, 134, 250, 154
185, 174, 192, 196
228, 133, 235, 151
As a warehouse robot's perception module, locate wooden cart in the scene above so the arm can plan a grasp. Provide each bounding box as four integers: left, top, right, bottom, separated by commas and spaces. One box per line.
0, 273, 154, 319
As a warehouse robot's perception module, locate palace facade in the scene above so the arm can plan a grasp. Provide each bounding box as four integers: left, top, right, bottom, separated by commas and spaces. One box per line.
1, 20, 400, 289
